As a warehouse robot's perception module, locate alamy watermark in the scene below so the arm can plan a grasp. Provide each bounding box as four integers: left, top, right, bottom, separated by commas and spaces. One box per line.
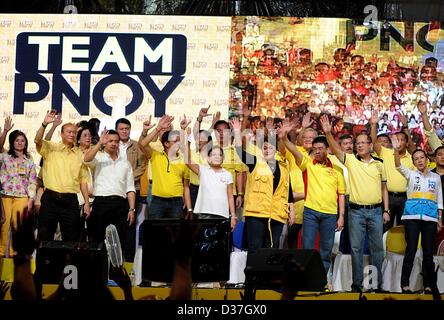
63, 265, 78, 290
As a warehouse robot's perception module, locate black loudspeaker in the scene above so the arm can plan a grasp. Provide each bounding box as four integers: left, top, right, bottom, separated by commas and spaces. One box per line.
35, 241, 108, 285
244, 249, 327, 292
142, 218, 231, 283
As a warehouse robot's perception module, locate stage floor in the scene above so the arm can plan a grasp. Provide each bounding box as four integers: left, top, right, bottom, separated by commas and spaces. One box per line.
1, 258, 442, 300
2, 284, 442, 300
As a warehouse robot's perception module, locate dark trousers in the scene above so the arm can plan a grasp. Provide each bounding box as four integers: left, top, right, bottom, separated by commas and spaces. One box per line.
34, 188, 80, 296
38, 189, 80, 241
190, 184, 199, 209
124, 191, 143, 262
401, 219, 437, 288
287, 223, 302, 248
339, 195, 351, 253
385, 193, 407, 232
149, 196, 184, 219
88, 196, 128, 257
244, 216, 284, 251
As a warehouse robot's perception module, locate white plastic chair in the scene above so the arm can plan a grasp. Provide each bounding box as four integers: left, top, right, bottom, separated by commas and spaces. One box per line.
437, 240, 444, 273
382, 231, 388, 255
437, 240, 444, 256
331, 230, 342, 255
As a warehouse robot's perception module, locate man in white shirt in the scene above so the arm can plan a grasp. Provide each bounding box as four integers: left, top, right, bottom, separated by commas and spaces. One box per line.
84, 129, 135, 253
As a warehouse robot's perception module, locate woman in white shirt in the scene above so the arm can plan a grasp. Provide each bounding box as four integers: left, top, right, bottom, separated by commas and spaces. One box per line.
186, 145, 237, 231
393, 135, 443, 294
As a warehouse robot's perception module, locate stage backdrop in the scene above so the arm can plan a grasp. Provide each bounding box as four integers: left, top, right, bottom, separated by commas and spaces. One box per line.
1, 15, 444, 158
229, 17, 444, 119
0, 14, 232, 157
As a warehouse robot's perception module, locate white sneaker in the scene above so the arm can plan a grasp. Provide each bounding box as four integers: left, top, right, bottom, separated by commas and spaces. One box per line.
150, 281, 167, 287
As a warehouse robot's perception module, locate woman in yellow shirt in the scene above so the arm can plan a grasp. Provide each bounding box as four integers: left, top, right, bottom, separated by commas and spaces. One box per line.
231, 118, 294, 250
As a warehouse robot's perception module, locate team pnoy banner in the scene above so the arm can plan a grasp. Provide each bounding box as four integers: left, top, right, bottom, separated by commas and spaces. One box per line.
0, 14, 231, 143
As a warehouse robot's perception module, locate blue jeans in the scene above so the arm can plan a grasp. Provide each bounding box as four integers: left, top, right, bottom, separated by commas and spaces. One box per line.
349, 207, 384, 289
339, 196, 371, 255
244, 216, 284, 251
149, 196, 184, 219
146, 183, 153, 207
302, 207, 337, 273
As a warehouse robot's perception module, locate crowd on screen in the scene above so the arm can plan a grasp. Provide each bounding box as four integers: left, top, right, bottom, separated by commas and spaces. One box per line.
1, 47, 444, 298
231, 42, 444, 147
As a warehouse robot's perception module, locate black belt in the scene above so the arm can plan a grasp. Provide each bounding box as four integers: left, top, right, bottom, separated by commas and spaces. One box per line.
389, 192, 407, 197
95, 195, 126, 201
349, 202, 382, 210
45, 189, 76, 198
152, 195, 183, 202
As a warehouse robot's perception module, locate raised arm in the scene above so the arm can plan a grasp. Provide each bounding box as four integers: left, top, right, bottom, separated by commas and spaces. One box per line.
418, 101, 442, 152
35, 110, 56, 152
184, 140, 199, 176
193, 106, 211, 142
179, 114, 192, 155
84, 129, 107, 163
418, 100, 432, 131
296, 112, 313, 146
398, 111, 416, 154
277, 120, 304, 166
392, 134, 402, 168
320, 115, 345, 163
209, 111, 221, 136
288, 116, 300, 144
138, 115, 155, 145
231, 118, 258, 173
138, 115, 174, 159
44, 113, 62, 141
181, 116, 199, 176
231, 117, 243, 149
0, 116, 14, 153
369, 109, 382, 155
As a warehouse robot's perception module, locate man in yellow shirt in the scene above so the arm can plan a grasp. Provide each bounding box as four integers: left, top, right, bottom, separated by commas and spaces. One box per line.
370, 110, 416, 231
330, 134, 355, 254
138, 115, 191, 218
285, 151, 305, 248
281, 131, 345, 273
34, 110, 90, 242
321, 115, 390, 292
283, 116, 316, 248
34, 111, 92, 297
